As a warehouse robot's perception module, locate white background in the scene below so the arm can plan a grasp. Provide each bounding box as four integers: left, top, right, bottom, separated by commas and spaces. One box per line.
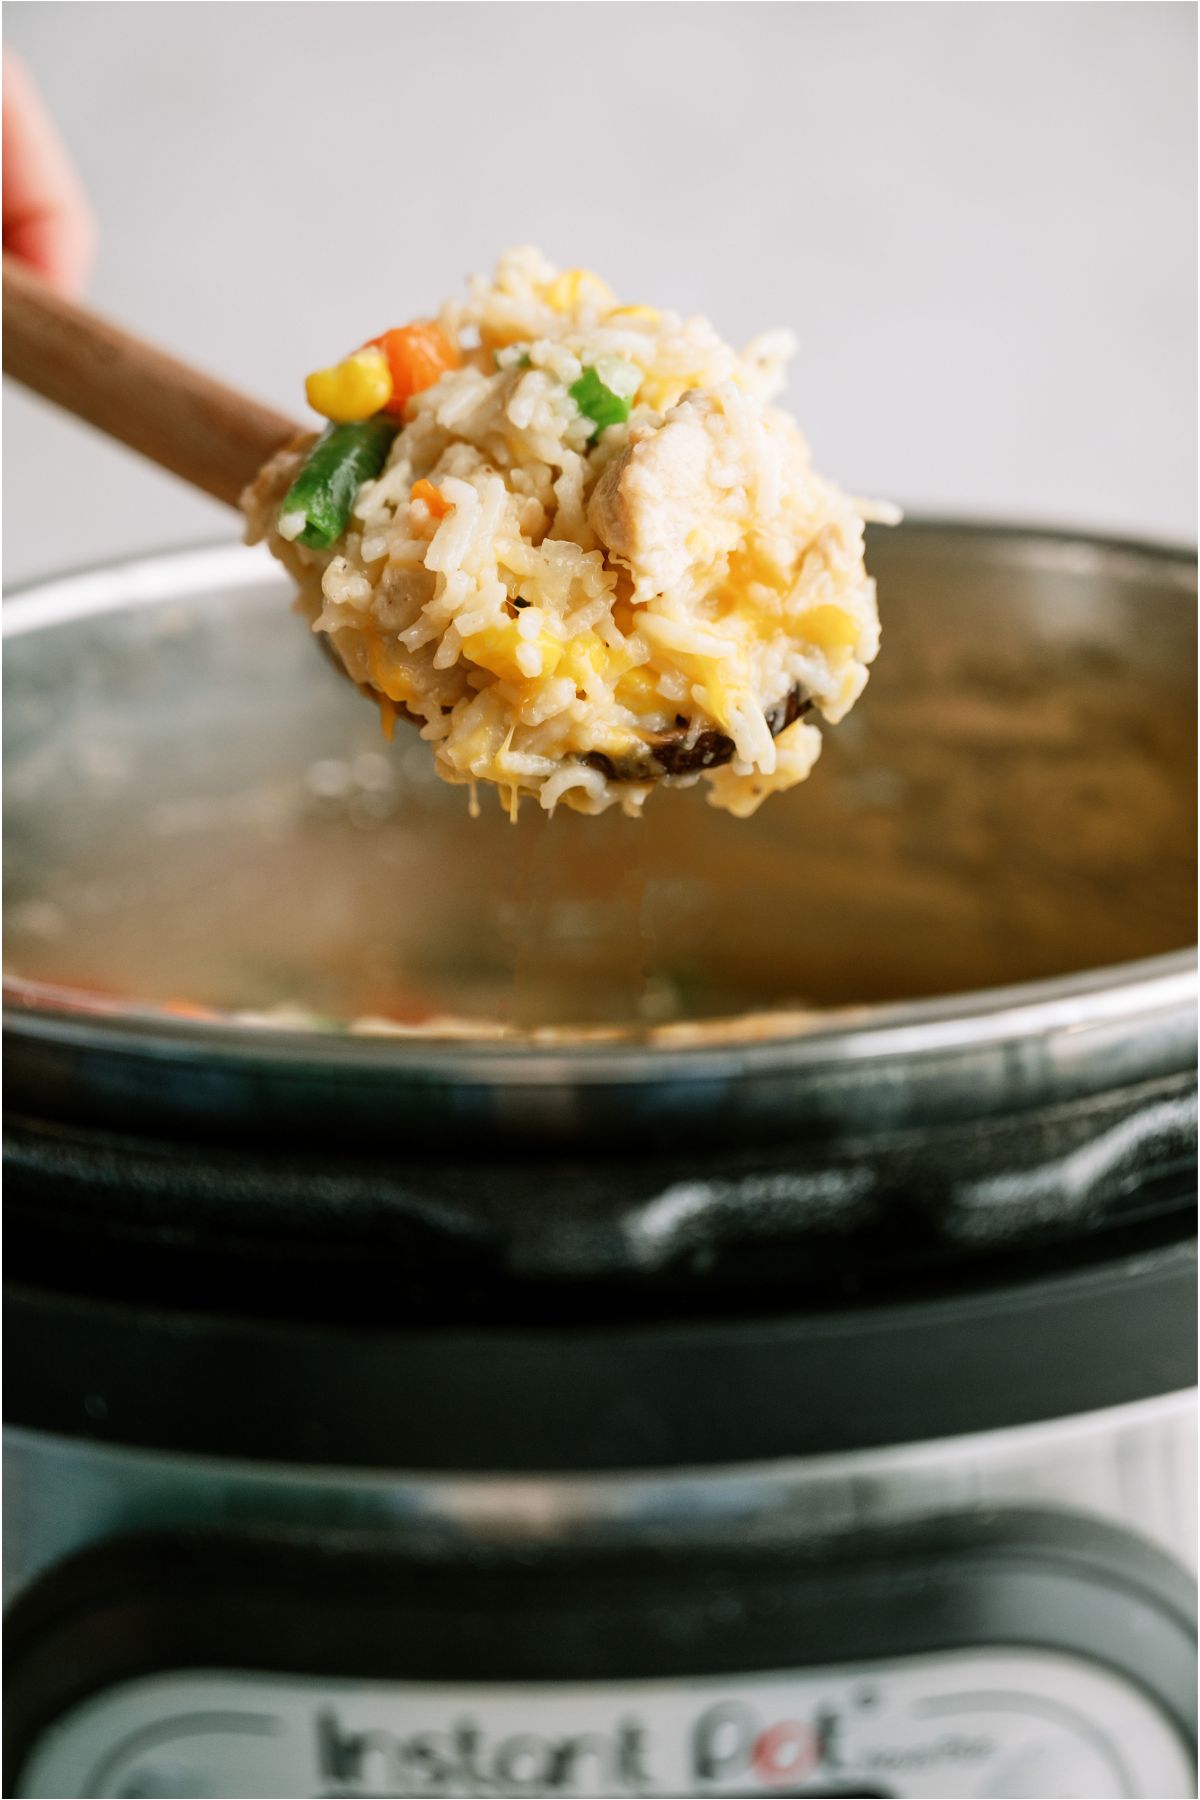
3, 1, 1196, 585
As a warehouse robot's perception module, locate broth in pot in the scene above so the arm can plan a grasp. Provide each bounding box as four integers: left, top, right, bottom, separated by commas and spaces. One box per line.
4, 524, 1195, 1038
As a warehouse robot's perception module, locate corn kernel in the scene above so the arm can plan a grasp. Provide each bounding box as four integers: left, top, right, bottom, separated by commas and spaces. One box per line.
305, 347, 393, 422
639, 372, 693, 413
480, 322, 529, 351
545, 268, 616, 313
462, 624, 524, 685
463, 622, 561, 685
796, 604, 860, 651
607, 305, 661, 326
616, 666, 662, 713
560, 634, 608, 688
699, 669, 732, 729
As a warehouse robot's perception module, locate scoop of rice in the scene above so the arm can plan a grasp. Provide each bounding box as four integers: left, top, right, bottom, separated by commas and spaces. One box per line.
244, 247, 891, 818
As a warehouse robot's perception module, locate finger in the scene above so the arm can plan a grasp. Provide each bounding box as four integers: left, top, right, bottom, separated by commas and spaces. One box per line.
3, 49, 96, 295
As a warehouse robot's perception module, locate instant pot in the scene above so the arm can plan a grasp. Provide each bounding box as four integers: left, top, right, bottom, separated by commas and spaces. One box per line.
4, 523, 1197, 1799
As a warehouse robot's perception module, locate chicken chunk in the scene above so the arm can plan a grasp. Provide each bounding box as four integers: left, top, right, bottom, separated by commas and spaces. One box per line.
589, 391, 749, 598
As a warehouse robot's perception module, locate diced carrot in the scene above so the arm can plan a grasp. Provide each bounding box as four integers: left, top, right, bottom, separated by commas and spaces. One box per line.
368, 321, 461, 417
411, 478, 452, 519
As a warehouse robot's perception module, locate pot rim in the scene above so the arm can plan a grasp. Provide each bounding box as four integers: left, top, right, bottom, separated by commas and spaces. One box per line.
2, 954, 1196, 1088
4, 524, 1196, 1089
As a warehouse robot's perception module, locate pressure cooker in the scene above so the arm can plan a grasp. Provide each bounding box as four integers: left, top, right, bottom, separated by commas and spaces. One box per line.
4, 521, 1196, 1798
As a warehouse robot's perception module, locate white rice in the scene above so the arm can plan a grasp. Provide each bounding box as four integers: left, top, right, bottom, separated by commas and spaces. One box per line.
244, 247, 889, 818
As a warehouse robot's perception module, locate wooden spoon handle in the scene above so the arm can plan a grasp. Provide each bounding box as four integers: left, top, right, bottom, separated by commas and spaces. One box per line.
2, 255, 302, 508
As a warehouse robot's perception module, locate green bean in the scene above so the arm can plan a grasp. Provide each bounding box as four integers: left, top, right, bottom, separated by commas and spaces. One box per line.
277, 419, 397, 550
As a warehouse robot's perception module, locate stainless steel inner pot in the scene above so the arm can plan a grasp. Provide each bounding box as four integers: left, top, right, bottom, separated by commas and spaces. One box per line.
3, 519, 1196, 1144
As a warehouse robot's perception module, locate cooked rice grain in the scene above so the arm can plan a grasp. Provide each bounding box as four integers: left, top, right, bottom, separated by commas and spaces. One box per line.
244, 247, 888, 818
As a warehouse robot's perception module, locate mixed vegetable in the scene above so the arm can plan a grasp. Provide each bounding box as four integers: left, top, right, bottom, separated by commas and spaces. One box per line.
278, 419, 397, 550
280, 318, 460, 549
304, 321, 461, 425
569, 358, 638, 440
278, 275, 647, 551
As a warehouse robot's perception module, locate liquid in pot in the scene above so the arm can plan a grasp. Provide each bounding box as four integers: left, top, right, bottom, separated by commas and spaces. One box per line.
5, 530, 1195, 1034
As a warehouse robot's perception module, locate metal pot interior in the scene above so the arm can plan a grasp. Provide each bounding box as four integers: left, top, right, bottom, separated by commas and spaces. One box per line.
4, 523, 1196, 1038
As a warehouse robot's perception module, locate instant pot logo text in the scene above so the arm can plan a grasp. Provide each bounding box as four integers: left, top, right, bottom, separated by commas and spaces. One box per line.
316, 1698, 844, 1796
316, 1710, 654, 1796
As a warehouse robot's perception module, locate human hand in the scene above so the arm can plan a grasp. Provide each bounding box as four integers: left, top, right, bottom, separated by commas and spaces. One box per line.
3, 49, 95, 295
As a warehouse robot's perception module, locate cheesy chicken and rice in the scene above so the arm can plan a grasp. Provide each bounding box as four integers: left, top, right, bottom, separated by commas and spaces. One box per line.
244, 248, 892, 818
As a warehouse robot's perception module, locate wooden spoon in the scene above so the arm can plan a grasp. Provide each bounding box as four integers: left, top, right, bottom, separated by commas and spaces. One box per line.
3, 258, 806, 781
2, 254, 301, 506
